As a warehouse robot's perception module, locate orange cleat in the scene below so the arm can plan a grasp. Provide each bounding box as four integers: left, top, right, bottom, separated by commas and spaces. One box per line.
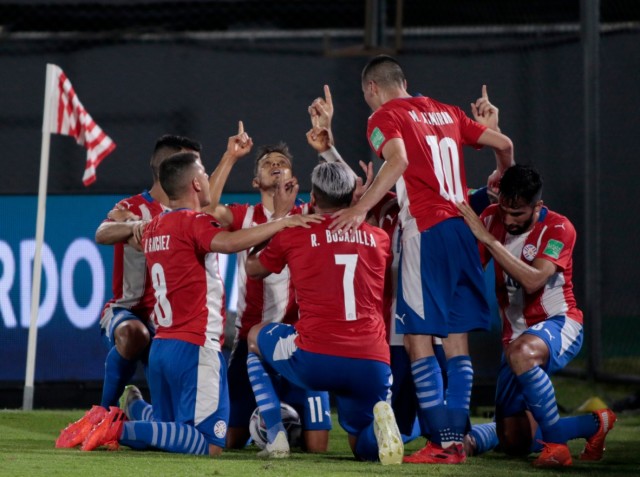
403, 441, 466, 464
55, 405, 108, 449
80, 406, 126, 451
532, 441, 572, 468
580, 408, 617, 461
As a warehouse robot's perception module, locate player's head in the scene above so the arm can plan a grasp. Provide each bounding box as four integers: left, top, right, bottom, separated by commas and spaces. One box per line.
151, 135, 202, 182
159, 151, 210, 207
361, 55, 406, 110
310, 162, 356, 211
252, 143, 293, 191
498, 164, 544, 235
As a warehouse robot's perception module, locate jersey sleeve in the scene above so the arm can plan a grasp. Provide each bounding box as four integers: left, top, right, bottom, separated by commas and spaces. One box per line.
190, 213, 225, 254
367, 110, 400, 158
226, 203, 250, 231
257, 232, 287, 275
536, 217, 576, 271
451, 105, 488, 147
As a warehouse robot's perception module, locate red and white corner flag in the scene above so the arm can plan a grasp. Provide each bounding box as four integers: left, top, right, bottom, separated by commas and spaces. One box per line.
43, 64, 116, 185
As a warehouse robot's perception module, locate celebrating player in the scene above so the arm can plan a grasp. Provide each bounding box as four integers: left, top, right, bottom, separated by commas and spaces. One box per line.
457, 164, 616, 467
244, 160, 404, 464
329, 55, 514, 464
79, 147, 322, 455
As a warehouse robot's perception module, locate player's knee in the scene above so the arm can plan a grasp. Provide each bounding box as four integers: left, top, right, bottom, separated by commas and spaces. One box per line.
497, 415, 533, 457
114, 321, 150, 359
505, 340, 540, 373
303, 430, 329, 453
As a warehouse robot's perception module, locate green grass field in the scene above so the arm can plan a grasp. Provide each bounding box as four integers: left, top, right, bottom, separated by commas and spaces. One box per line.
1, 377, 639, 477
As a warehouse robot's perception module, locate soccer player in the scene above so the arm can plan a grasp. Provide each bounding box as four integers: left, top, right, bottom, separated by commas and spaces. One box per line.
55, 135, 201, 449
244, 160, 404, 464
457, 164, 616, 467
329, 55, 514, 464
80, 150, 321, 455
204, 113, 353, 451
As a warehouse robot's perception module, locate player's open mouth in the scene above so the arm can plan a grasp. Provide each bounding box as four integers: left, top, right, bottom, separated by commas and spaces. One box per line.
271, 170, 282, 176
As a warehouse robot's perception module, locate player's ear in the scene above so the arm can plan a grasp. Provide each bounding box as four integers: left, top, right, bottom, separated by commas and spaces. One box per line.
192, 176, 203, 192
251, 177, 260, 190
534, 200, 544, 213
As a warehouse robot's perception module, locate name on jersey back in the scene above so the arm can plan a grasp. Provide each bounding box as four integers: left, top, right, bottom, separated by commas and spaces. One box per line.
144, 235, 171, 253
310, 230, 378, 248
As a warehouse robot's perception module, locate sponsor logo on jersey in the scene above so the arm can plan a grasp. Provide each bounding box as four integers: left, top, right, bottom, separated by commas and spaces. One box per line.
543, 239, 564, 259
214, 420, 227, 438
370, 127, 385, 151
522, 244, 537, 261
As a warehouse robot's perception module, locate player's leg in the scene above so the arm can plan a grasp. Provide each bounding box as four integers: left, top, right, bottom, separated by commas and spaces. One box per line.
119, 339, 229, 456
226, 337, 256, 448
100, 308, 152, 408
389, 344, 423, 443
281, 383, 331, 453
246, 322, 296, 457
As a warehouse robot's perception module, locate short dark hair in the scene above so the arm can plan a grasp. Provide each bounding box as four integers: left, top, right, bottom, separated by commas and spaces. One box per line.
159, 151, 200, 200
361, 55, 405, 88
253, 142, 293, 176
499, 164, 543, 207
151, 135, 202, 181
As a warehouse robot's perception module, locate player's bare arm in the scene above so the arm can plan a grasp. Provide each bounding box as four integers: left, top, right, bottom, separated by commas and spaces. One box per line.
245, 251, 272, 280
204, 120, 253, 226
456, 200, 556, 293
209, 213, 323, 254
95, 206, 144, 245
330, 138, 407, 234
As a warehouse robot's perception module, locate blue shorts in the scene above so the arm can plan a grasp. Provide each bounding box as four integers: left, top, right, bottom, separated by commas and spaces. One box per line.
100, 307, 155, 349
228, 337, 331, 431
258, 323, 391, 436
495, 316, 583, 419
148, 339, 230, 448
396, 218, 491, 337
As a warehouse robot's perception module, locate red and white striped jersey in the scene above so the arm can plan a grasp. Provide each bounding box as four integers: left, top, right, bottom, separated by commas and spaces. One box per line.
142, 209, 227, 350
479, 205, 583, 347
227, 202, 309, 339
99, 190, 166, 329
367, 96, 487, 233
258, 217, 391, 364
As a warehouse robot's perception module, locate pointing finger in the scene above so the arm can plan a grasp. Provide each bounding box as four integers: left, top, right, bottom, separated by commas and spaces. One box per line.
238, 120, 244, 135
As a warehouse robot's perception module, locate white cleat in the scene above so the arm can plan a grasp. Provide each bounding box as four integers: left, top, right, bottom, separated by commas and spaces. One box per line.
373, 401, 404, 465
257, 430, 290, 459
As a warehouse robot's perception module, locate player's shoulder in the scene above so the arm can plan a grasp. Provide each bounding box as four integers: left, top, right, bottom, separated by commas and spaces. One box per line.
539, 208, 576, 235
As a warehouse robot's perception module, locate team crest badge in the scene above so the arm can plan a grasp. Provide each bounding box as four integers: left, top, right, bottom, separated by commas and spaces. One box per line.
214, 420, 227, 438
522, 244, 537, 261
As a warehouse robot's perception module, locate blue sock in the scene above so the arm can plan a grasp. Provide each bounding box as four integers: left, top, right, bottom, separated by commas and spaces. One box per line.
247, 352, 284, 443
354, 421, 379, 461
433, 343, 448, 389
120, 421, 208, 454
446, 355, 473, 443
402, 417, 422, 444
555, 414, 599, 442
517, 367, 563, 443
128, 397, 154, 422
101, 347, 137, 408
412, 356, 449, 446
469, 422, 498, 455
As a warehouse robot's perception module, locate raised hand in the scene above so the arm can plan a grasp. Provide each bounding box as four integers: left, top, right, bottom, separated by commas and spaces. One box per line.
352, 161, 374, 205
308, 84, 334, 135
306, 115, 333, 153
226, 120, 253, 160
471, 85, 500, 132
273, 177, 299, 219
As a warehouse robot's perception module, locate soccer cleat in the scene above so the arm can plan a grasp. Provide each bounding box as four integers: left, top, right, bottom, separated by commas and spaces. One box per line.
80, 406, 126, 451
372, 401, 404, 465
403, 441, 466, 464
532, 441, 572, 468
55, 405, 108, 448
257, 430, 290, 459
118, 384, 143, 420
580, 408, 617, 461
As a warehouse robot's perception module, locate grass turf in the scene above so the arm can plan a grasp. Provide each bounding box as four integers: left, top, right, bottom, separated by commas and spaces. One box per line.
1, 404, 639, 477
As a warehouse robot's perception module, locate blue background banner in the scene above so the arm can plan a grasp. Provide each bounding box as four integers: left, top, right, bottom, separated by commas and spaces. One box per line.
0, 193, 261, 381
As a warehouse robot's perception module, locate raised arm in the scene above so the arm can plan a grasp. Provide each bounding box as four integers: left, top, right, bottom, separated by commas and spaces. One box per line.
209, 213, 323, 255
203, 121, 253, 227
456, 200, 555, 294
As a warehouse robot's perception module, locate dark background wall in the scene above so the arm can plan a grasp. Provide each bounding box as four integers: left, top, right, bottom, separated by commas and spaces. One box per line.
1, 2, 639, 405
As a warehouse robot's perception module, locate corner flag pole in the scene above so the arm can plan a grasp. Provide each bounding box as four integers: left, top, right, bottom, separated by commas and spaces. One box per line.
23, 64, 56, 410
